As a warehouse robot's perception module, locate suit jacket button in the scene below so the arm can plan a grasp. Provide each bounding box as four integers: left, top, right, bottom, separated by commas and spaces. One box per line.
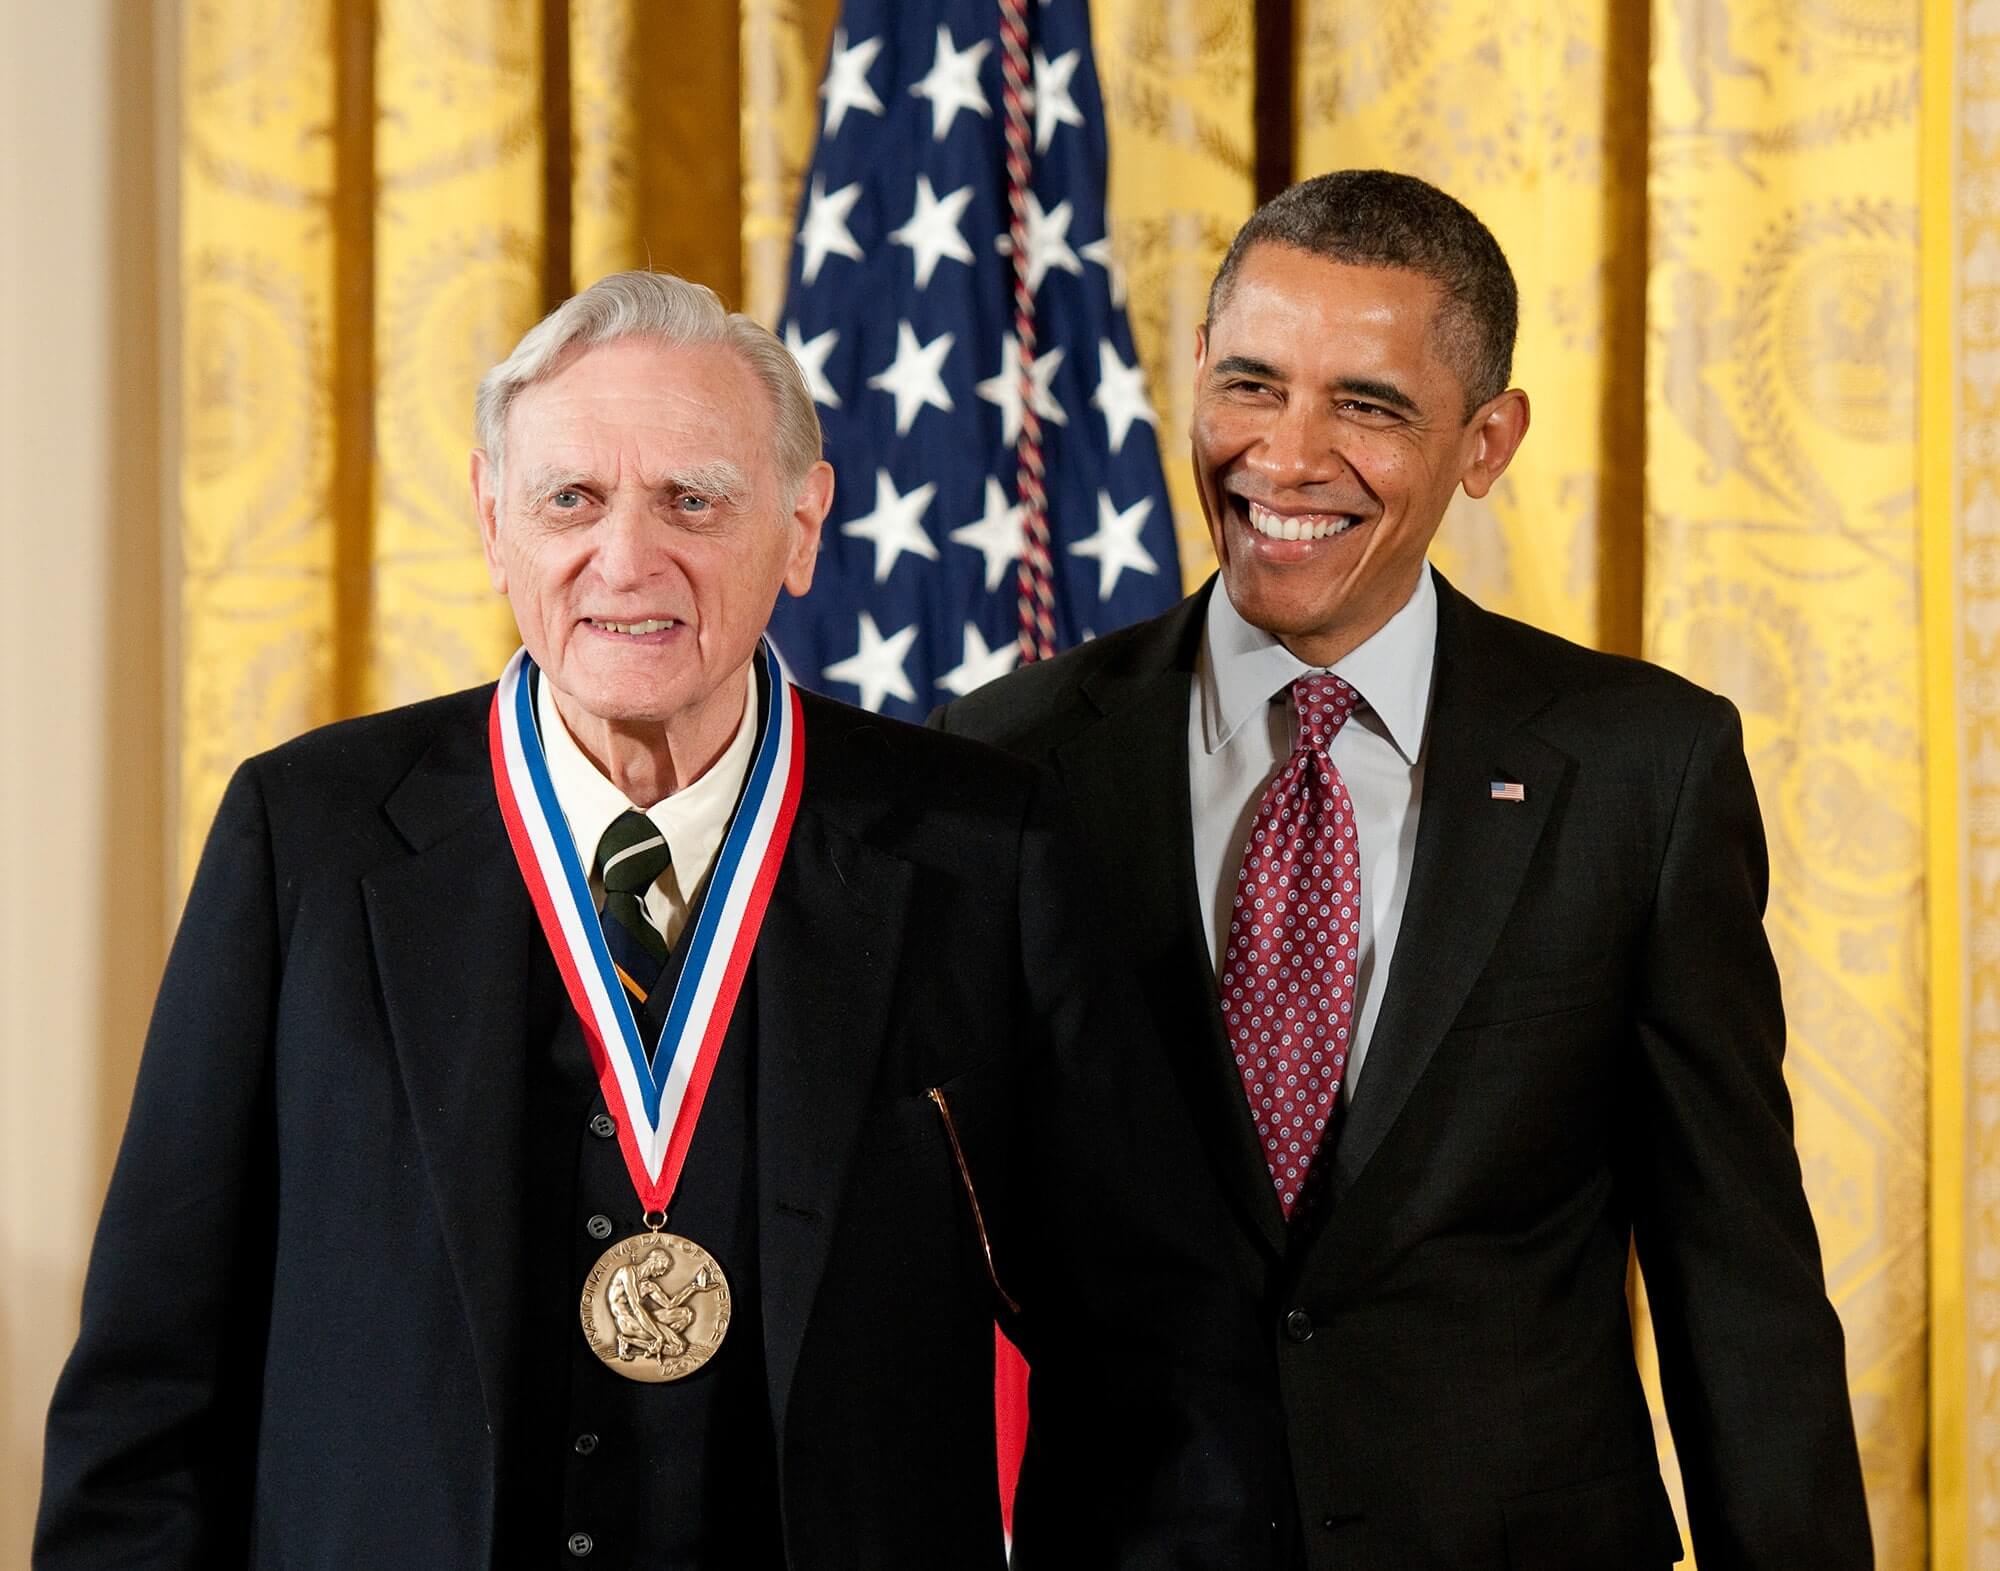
589, 1113, 616, 1139
567, 1531, 594, 1556
1284, 1308, 1314, 1342
573, 1432, 599, 1456
586, 1214, 614, 1241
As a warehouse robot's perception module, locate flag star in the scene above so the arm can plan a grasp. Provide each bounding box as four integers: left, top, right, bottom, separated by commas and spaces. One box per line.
1071, 491, 1161, 599
937, 621, 1021, 697
820, 28, 884, 136
797, 177, 863, 285
1091, 339, 1157, 455
976, 335, 1067, 446
784, 322, 841, 408
889, 175, 975, 290
1081, 233, 1126, 307
996, 192, 1084, 294
949, 476, 1027, 592
823, 612, 919, 712
866, 321, 956, 435
1032, 48, 1084, 152
910, 24, 990, 140
841, 468, 939, 583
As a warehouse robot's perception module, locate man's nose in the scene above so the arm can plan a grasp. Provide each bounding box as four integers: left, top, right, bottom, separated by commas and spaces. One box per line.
1250, 399, 1336, 484
592, 498, 666, 587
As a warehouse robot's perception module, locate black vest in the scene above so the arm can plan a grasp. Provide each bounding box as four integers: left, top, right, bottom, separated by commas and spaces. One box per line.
510, 898, 786, 1568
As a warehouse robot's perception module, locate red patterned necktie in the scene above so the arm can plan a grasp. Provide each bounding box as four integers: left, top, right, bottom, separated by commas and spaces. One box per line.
1220, 673, 1362, 1220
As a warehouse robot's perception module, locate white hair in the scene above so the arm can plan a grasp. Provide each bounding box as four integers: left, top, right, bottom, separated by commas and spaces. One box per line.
474, 270, 822, 502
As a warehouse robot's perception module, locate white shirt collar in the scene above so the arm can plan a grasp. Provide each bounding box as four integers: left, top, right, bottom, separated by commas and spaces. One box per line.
535, 660, 760, 889
1199, 566, 1437, 764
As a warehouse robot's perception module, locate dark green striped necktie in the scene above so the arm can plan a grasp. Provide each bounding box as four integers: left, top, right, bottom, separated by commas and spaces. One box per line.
594, 810, 674, 1041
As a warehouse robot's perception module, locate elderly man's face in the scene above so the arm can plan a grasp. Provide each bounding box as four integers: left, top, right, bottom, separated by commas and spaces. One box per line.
1191, 244, 1526, 666
476, 336, 826, 733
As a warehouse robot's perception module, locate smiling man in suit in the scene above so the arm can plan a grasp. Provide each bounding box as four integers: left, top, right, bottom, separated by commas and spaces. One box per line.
937, 171, 1872, 1568
36, 271, 1281, 1570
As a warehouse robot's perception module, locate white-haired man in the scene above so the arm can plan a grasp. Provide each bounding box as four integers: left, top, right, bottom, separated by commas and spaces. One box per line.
37, 272, 1285, 1570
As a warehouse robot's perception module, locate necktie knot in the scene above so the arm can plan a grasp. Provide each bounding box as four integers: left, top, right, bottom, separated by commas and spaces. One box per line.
1292, 674, 1359, 755
596, 810, 673, 898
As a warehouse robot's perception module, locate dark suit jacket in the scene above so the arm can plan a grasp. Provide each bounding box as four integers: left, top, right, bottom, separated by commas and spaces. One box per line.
37, 684, 1285, 1570
936, 572, 1871, 1571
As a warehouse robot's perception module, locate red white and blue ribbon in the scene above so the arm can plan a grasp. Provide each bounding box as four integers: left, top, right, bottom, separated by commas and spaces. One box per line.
489, 640, 804, 1213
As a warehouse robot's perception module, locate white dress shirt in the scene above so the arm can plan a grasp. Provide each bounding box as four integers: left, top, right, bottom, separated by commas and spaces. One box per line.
536, 661, 759, 951
1189, 569, 1437, 1099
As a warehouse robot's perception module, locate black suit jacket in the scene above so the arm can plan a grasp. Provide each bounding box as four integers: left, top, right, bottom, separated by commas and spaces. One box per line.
937, 572, 1872, 1571
38, 684, 1285, 1570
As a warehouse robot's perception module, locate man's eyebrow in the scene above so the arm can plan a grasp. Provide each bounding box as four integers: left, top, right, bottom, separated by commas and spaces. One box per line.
661, 461, 749, 501
518, 466, 591, 506
1330, 377, 1419, 414
1209, 354, 1285, 382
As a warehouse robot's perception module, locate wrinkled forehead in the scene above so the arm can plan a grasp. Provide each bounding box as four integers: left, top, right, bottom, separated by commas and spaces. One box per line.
504, 336, 780, 482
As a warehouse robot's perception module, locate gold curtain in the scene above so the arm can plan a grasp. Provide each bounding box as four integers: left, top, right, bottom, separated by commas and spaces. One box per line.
180, 2, 1966, 1562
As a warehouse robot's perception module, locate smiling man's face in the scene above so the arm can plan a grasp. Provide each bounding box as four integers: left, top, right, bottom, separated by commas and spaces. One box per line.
1191, 243, 1527, 665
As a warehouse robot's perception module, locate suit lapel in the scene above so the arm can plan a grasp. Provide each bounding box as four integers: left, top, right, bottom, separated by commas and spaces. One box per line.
1328, 575, 1567, 1201
364, 707, 536, 1470
754, 738, 914, 1445
1056, 591, 1289, 1259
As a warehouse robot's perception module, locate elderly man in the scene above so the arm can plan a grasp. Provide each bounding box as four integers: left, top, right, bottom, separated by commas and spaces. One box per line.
37, 272, 1279, 1569
938, 171, 1872, 1568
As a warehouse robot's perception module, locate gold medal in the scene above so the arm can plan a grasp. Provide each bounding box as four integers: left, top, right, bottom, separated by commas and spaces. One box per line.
579, 1228, 732, 1382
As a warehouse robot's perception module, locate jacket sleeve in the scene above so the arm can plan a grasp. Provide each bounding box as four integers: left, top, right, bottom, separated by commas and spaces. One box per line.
1004, 773, 1290, 1570
36, 762, 281, 1570
1626, 696, 1873, 1568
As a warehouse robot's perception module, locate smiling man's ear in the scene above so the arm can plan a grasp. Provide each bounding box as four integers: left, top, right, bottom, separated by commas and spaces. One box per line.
1458, 389, 1530, 501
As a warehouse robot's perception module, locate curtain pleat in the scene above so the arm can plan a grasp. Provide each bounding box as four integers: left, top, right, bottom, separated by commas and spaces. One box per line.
178, 0, 341, 880
1935, 0, 1992, 1564
1293, 0, 1637, 650
1640, 3, 1925, 1563
740, 0, 840, 326
370, 0, 544, 710
1090, 0, 1256, 588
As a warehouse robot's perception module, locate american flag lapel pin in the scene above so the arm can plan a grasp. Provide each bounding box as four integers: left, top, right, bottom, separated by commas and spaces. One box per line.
1490, 780, 1526, 802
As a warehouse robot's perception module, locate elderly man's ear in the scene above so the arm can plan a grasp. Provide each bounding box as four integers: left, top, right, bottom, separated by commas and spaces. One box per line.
782, 460, 835, 599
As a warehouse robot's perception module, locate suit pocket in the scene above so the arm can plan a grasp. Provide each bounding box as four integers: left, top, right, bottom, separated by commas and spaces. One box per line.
852, 1054, 1005, 1155
1452, 964, 1617, 1030
1501, 1461, 1682, 1570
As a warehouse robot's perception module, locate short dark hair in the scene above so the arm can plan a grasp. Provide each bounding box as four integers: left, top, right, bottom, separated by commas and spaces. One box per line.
1206, 169, 1518, 415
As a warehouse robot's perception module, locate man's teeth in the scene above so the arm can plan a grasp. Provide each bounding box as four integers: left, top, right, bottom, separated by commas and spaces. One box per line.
594, 617, 677, 635
1247, 501, 1359, 541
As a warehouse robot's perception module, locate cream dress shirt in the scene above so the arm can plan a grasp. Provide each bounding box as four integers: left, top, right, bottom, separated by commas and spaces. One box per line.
536, 660, 759, 950
1189, 569, 1437, 1099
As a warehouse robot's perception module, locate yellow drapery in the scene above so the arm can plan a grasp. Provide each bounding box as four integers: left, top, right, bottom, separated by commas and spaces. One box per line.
178, 2, 1964, 1561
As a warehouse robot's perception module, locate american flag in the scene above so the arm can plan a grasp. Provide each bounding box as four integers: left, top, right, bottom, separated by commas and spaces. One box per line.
769, 0, 1182, 716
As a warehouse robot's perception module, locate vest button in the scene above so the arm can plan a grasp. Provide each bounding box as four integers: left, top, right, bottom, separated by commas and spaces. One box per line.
573, 1432, 599, 1456
586, 1214, 614, 1241
589, 1113, 616, 1139
1284, 1308, 1314, 1342
566, 1532, 594, 1556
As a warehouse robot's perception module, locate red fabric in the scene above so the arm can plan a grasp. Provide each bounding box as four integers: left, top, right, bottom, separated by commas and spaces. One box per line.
1220, 675, 1362, 1217
994, 1325, 1030, 1536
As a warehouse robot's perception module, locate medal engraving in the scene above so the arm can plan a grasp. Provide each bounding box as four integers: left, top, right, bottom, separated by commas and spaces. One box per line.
580, 1232, 731, 1382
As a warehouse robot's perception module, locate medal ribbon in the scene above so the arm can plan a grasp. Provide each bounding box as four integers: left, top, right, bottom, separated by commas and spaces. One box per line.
489, 640, 804, 1213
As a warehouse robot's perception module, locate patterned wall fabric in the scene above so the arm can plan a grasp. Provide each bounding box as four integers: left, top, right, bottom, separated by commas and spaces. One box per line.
1089, 0, 1255, 587
1642, 1, 1924, 1563
370, 0, 545, 712
175, 3, 1953, 1559
1294, 0, 1643, 650
180, 0, 342, 882
1944, 0, 1994, 1564
740, 0, 840, 326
